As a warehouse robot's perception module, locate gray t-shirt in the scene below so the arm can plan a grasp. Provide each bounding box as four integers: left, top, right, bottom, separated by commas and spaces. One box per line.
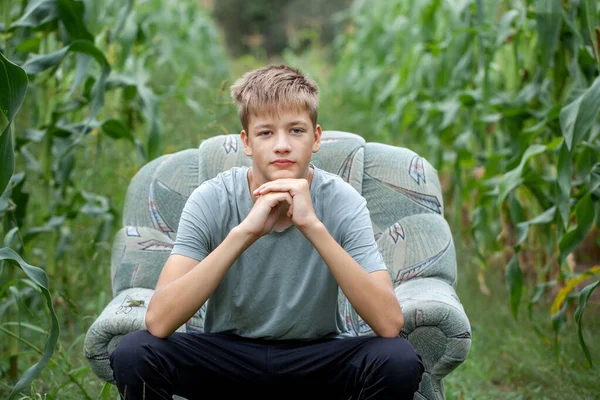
171, 165, 387, 340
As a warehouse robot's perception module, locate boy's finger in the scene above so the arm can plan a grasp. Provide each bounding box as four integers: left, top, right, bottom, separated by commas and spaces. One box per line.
254, 181, 302, 195
264, 192, 293, 208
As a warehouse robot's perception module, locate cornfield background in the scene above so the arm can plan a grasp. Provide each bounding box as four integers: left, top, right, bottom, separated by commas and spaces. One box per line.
1, 0, 599, 399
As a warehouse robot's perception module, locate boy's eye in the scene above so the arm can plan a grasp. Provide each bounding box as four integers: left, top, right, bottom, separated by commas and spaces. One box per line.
259, 131, 272, 136
291, 128, 304, 134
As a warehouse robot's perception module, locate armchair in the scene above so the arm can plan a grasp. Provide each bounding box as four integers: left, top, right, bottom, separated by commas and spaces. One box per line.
83, 131, 472, 399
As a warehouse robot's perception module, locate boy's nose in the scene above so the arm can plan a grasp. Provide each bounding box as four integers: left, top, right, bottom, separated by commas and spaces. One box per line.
274, 133, 292, 153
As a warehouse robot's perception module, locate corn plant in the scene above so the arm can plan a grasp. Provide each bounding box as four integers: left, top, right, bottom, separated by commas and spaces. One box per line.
1, 49, 60, 400
327, 0, 599, 366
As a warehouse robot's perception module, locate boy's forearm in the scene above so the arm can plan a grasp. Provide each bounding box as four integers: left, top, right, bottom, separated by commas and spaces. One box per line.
299, 222, 403, 338
146, 227, 256, 338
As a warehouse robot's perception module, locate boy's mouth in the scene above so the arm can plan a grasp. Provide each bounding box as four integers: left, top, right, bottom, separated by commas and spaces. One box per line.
271, 159, 295, 166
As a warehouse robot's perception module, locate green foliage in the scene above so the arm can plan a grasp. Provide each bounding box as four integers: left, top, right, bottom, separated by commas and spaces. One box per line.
446, 253, 599, 399
1, 0, 599, 397
0, 52, 28, 196
575, 279, 600, 367
0, 248, 59, 399
0, 0, 234, 397
323, 0, 600, 364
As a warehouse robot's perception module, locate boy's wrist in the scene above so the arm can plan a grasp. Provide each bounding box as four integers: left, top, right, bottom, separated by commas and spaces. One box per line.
297, 218, 326, 237
231, 225, 260, 248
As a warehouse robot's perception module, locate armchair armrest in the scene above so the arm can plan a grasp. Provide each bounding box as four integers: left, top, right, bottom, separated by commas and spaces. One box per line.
83, 288, 157, 383
397, 277, 472, 399
83, 287, 202, 383
85, 225, 206, 383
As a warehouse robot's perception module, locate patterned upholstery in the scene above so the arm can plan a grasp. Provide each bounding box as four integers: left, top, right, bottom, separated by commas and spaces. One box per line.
83, 131, 472, 400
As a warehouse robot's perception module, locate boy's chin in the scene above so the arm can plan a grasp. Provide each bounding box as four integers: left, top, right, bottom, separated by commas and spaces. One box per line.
270, 172, 299, 181
268, 168, 307, 181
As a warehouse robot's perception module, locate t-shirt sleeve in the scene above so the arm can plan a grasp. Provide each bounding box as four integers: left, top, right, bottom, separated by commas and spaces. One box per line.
170, 183, 214, 262
341, 198, 387, 273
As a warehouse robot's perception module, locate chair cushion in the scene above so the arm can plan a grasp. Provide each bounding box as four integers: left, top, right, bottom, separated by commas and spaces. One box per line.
362, 142, 444, 238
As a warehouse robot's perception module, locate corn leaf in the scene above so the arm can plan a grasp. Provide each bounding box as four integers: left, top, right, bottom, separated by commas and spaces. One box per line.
11, 0, 58, 29
515, 206, 556, 249
558, 194, 596, 266
0, 248, 59, 399
57, 0, 94, 41
496, 144, 547, 205
575, 279, 600, 367
535, 0, 562, 79
505, 255, 524, 319
582, 0, 599, 72
560, 76, 600, 150
21, 40, 111, 128
556, 142, 572, 229
0, 52, 28, 197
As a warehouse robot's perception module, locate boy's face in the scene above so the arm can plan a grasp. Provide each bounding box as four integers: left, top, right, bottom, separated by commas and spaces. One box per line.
241, 109, 322, 185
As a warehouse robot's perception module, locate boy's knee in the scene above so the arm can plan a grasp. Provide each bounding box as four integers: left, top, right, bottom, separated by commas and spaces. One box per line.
366, 337, 424, 391
110, 329, 160, 371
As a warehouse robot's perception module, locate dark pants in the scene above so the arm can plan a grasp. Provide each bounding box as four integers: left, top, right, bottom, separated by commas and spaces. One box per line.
109, 330, 424, 400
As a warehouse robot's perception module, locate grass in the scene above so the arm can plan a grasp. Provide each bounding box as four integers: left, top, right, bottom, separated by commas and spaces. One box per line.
445, 241, 600, 400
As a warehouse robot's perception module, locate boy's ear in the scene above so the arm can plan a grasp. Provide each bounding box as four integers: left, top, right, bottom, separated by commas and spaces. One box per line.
240, 130, 252, 157
312, 125, 322, 153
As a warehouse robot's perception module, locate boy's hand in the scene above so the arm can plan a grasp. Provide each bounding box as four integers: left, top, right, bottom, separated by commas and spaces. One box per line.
238, 191, 293, 239
252, 178, 319, 230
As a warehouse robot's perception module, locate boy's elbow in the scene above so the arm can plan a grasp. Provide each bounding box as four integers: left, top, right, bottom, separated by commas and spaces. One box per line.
145, 311, 171, 339
376, 312, 404, 338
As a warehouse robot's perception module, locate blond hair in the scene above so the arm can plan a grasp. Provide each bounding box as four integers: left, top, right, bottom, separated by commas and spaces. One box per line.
230, 64, 319, 131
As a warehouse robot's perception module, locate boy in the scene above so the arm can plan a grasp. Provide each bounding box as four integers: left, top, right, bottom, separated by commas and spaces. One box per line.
110, 65, 424, 399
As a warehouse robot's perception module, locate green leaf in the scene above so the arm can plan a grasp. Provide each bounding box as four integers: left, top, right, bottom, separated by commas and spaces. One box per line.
558, 194, 596, 266
560, 76, 600, 150
551, 296, 570, 359
575, 279, 600, 368
22, 40, 111, 127
23, 215, 66, 244
0, 52, 28, 197
137, 83, 161, 160
57, 0, 94, 41
535, 0, 562, 79
582, 0, 599, 73
546, 136, 564, 151
101, 119, 134, 142
80, 191, 110, 216
515, 206, 557, 248
66, 54, 91, 99
0, 126, 14, 199
508, 193, 527, 225
98, 381, 112, 400
100, 118, 147, 163
556, 142, 572, 229
505, 255, 524, 319
0, 172, 25, 217
587, 162, 600, 193
0, 248, 59, 399
11, 0, 58, 29
496, 144, 547, 205
112, 0, 134, 40
496, 9, 520, 47
22, 39, 109, 75
3, 227, 19, 247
